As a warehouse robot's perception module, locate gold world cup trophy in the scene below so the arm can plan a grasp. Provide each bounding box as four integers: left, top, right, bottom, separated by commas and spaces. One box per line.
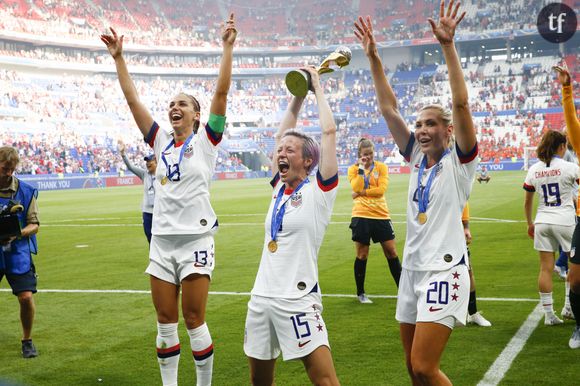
285, 46, 352, 97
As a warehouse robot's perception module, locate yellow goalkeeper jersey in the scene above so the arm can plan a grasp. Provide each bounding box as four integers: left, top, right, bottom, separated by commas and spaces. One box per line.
348, 161, 390, 219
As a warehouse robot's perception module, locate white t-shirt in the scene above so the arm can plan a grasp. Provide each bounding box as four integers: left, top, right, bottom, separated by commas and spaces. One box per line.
524, 157, 579, 226
401, 135, 478, 271
146, 122, 221, 235
251, 171, 338, 299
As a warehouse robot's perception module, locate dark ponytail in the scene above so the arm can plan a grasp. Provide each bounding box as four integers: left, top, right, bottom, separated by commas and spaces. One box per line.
536, 130, 567, 167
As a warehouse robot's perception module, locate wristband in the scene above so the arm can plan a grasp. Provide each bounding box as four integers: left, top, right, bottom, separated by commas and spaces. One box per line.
208, 113, 226, 133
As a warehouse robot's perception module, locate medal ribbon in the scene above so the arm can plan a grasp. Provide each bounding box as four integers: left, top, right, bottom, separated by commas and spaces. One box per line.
363, 163, 375, 189
161, 133, 194, 181
270, 178, 309, 242
416, 149, 449, 215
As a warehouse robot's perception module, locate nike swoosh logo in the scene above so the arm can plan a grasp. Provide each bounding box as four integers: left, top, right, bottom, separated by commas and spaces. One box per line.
194, 263, 205, 267
429, 306, 443, 312
298, 340, 311, 348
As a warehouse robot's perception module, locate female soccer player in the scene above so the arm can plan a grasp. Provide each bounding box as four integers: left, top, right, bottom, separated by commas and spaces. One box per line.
523, 130, 578, 326
348, 138, 401, 303
101, 14, 237, 385
554, 64, 580, 348
356, 1, 477, 384
119, 142, 156, 244
244, 66, 340, 386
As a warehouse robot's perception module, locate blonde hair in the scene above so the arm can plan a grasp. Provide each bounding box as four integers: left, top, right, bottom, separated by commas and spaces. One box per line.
0, 146, 19, 166
357, 138, 374, 156
419, 104, 452, 127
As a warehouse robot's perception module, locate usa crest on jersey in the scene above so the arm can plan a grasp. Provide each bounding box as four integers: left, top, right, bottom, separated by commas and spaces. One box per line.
291, 192, 303, 208
184, 144, 194, 159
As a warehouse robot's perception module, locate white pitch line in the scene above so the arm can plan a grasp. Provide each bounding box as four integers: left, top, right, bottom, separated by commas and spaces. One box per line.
0, 288, 538, 302
477, 304, 543, 386
40, 219, 518, 227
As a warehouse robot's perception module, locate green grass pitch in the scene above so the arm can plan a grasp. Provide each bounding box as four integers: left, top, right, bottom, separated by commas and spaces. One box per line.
0, 171, 577, 385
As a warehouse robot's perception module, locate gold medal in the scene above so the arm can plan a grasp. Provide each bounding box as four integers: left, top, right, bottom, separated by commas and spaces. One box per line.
161, 176, 168, 185
418, 212, 427, 225
268, 240, 278, 253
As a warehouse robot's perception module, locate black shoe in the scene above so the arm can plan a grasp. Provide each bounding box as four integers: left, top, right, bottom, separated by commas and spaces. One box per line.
22, 339, 38, 358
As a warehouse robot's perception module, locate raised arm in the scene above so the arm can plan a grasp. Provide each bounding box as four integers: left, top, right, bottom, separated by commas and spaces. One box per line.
304, 67, 337, 180
119, 143, 146, 180
210, 13, 237, 119
429, 0, 475, 154
354, 16, 410, 150
272, 95, 305, 175
100, 28, 153, 138
554, 65, 580, 154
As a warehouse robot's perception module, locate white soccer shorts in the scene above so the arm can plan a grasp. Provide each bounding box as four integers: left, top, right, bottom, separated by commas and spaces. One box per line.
534, 223, 574, 252
244, 293, 330, 361
396, 265, 470, 328
146, 234, 215, 284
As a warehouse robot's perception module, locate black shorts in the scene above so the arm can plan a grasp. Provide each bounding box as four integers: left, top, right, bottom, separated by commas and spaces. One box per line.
0, 263, 37, 295
350, 217, 395, 245
571, 222, 580, 265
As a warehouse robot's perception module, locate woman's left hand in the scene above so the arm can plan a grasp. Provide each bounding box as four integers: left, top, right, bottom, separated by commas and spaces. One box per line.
222, 13, 237, 46
527, 223, 535, 239
428, 0, 465, 46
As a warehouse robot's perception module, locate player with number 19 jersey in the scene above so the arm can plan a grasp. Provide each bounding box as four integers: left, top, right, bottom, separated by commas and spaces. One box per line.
524, 157, 579, 228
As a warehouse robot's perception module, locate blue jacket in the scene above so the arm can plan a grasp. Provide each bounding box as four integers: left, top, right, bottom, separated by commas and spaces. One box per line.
0, 179, 38, 274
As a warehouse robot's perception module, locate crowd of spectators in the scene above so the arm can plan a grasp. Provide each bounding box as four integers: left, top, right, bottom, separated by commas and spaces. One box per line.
2, 50, 578, 175
0, 0, 549, 49
1, 0, 578, 176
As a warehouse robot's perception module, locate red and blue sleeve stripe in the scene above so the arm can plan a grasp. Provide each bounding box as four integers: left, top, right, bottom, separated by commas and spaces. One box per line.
456, 142, 478, 164
144, 121, 159, 148
400, 133, 415, 162
316, 171, 338, 192
523, 183, 535, 192
270, 172, 280, 188
205, 123, 222, 146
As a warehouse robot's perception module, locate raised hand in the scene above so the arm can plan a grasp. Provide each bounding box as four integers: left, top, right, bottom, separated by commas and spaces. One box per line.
354, 16, 377, 57
553, 65, 571, 87
222, 13, 237, 46
100, 27, 124, 59
118, 140, 125, 155
301, 65, 321, 92
428, 0, 465, 46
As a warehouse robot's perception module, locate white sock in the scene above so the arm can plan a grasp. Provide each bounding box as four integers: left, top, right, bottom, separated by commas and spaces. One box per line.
187, 323, 214, 386
540, 292, 554, 314
565, 281, 571, 308
157, 322, 180, 386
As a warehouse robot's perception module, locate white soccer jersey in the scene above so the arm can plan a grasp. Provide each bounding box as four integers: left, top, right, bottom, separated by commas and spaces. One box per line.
251, 171, 339, 299
145, 122, 221, 235
524, 157, 579, 226
401, 135, 478, 271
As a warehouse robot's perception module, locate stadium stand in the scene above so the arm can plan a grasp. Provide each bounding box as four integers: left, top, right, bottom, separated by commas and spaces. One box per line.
0, 0, 578, 174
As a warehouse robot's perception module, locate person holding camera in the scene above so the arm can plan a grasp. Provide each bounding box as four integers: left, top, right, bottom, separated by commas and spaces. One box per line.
0, 146, 40, 359
119, 142, 156, 244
